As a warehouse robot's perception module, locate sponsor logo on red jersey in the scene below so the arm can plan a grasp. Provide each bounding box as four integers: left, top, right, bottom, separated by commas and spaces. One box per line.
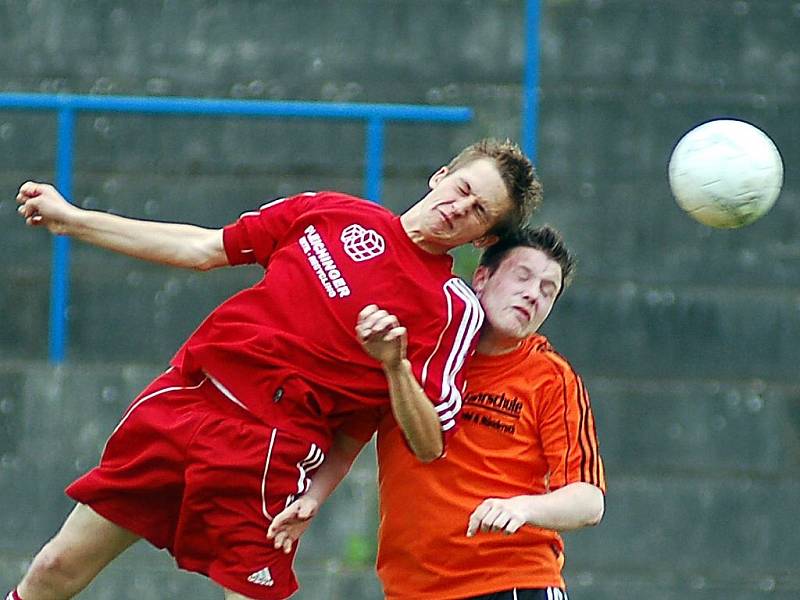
298, 225, 351, 298
340, 223, 385, 262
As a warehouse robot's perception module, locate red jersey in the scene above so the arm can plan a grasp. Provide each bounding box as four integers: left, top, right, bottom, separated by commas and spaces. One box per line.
170, 192, 482, 451
343, 334, 606, 599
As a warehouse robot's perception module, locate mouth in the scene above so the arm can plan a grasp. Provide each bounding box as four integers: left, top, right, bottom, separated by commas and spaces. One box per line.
436, 208, 453, 230
512, 306, 531, 322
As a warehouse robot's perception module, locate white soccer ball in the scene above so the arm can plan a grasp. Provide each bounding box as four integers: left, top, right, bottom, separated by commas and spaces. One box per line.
667, 119, 784, 228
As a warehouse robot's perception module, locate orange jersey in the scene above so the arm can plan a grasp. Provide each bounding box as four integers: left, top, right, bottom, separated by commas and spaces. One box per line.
343, 334, 605, 600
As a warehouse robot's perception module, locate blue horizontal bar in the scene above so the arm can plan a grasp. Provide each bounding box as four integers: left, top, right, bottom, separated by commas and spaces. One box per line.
0, 92, 472, 123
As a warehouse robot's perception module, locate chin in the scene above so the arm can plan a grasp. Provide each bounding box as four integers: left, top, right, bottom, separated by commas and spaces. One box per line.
497, 324, 528, 340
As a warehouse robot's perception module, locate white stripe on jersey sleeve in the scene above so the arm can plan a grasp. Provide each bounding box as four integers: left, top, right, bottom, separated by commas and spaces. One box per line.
420, 277, 483, 432
435, 278, 483, 427
419, 286, 454, 387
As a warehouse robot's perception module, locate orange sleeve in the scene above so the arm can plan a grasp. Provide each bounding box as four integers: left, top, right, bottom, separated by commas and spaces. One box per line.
536, 364, 606, 493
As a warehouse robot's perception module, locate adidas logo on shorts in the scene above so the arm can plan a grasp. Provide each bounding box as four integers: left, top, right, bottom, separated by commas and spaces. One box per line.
247, 566, 274, 587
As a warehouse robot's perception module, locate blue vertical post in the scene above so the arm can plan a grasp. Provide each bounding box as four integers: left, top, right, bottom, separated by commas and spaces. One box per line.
521, 0, 541, 160
49, 107, 76, 363
364, 118, 385, 203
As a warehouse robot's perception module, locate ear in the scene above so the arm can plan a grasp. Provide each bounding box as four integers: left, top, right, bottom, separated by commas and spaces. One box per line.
428, 166, 449, 189
472, 265, 490, 294
472, 234, 498, 249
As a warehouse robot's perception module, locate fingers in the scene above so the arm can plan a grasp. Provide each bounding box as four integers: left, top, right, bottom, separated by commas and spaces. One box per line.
16, 182, 63, 227
17, 197, 44, 226
467, 503, 506, 537
467, 499, 524, 537
381, 326, 407, 342
16, 182, 51, 226
357, 304, 380, 321
273, 530, 295, 554
267, 498, 318, 554
504, 517, 525, 534
356, 306, 401, 342
17, 181, 48, 200
267, 504, 299, 539
268, 518, 299, 554
466, 503, 487, 537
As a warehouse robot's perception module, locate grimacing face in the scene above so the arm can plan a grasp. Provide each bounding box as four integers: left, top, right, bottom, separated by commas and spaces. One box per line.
412, 158, 512, 250
473, 246, 563, 344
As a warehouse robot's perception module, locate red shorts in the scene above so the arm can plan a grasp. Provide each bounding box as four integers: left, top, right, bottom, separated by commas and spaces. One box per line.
67, 367, 325, 600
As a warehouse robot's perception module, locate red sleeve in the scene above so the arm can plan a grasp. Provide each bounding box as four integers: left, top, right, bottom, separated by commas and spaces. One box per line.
223, 192, 317, 266
411, 277, 484, 443
536, 363, 606, 493
337, 407, 384, 443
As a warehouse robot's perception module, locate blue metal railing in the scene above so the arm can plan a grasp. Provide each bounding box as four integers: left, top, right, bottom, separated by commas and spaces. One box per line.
522, 0, 540, 161
0, 92, 472, 363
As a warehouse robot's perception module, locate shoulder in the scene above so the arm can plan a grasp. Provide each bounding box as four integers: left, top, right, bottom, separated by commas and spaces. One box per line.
440, 277, 483, 319
314, 191, 395, 216
522, 335, 582, 389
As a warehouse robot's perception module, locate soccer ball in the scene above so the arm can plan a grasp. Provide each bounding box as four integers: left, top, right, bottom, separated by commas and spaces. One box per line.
667, 119, 784, 228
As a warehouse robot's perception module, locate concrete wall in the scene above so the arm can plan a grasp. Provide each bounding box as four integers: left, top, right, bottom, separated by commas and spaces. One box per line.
1, 1, 798, 599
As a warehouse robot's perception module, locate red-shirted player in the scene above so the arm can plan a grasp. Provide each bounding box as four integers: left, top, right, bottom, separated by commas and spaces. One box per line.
11, 139, 541, 600
268, 226, 606, 600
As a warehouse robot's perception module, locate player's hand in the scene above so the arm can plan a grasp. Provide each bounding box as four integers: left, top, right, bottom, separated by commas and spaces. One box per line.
267, 496, 320, 554
15, 181, 79, 234
466, 496, 530, 537
356, 304, 407, 369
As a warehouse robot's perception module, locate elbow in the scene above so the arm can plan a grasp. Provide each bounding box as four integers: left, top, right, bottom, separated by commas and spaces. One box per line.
191, 230, 226, 271
415, 448, 443, 463
584, 495, 605, 527
413, 440, 444, 463
193, 249, 227, 271
193, 259, 217, 272
417, 453, 440, 464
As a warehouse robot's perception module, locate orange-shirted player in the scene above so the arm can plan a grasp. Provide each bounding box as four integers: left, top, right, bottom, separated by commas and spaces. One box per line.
268, 226, 606, 600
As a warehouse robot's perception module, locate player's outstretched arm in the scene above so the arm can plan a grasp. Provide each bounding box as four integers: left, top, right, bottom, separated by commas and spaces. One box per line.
267, 432, 366, 554
466, 482, 605, 537
356, 304, 444, 462
15, 181, 228, 271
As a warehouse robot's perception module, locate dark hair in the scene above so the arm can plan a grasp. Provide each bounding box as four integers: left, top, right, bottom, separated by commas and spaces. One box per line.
447, 138, 542, 237
478, 225, 576, 298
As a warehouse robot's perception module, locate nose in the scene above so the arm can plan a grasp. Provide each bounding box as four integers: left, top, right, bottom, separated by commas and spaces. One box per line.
451, 196, 475, 217
521, 283, 541, 306
451, 198, 469, 216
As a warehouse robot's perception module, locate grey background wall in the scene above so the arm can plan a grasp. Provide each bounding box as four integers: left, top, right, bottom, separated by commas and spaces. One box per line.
1, 1, 799, 599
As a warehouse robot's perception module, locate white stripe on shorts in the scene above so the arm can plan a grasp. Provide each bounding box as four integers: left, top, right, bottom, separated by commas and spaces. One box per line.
260, 428, 279, 522
205, 371, 250, 412
294, 444, 324, 498
547, 588, 566, 600
102, 376, 208, 456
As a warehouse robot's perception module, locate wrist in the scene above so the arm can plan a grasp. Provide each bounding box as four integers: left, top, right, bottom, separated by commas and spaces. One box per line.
382, 357, 409, 375
516, 495, 537, 525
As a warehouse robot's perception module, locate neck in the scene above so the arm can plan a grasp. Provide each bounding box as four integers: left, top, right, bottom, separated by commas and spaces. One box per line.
476, 328, 522, 355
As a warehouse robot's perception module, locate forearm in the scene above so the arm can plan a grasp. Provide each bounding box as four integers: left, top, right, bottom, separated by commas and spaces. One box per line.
64, 209, 226, 270
306, 434, 365, 503
520, 482, 605, 531
383, 359, 443, 462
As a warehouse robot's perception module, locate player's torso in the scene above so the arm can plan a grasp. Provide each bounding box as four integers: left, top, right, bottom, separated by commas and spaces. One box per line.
375, 342, 565, 598
187, 195, 461, 437
244, 200, 453, 379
